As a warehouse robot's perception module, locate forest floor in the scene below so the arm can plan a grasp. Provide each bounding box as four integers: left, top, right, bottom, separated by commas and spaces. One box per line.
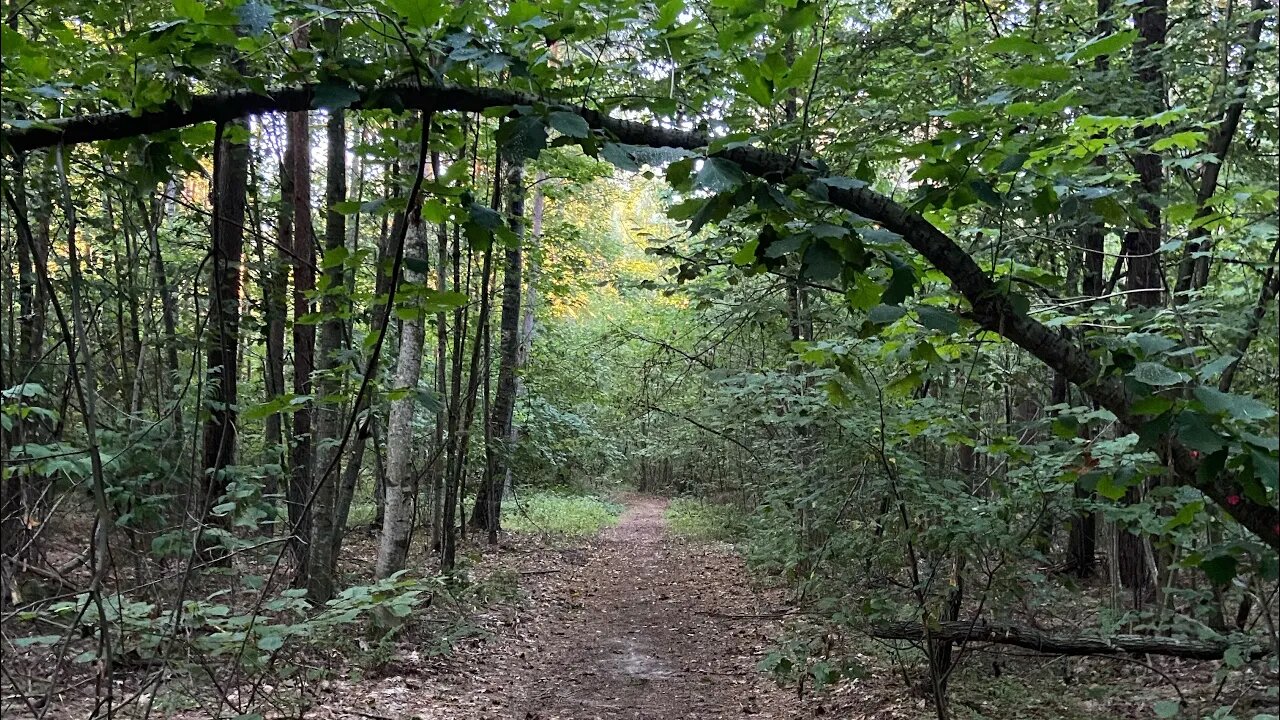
324, 494, 828, 719
11, 495, 1240, 719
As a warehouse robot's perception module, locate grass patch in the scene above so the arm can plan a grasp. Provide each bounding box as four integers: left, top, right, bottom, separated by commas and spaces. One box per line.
665, 498, 747, 541
501, 489, 623, 535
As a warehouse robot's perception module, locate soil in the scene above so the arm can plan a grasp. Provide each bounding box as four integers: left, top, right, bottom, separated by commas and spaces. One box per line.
505, 495, 797, 719
329, 494, 814, 720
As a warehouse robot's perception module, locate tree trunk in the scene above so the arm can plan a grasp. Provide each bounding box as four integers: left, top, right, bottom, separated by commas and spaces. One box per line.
375, 219, 427, 579
201, 121, 250, 518
260, 163, 290, 507
1174, 0, 1271, 296
504, 179, 544, 499
286, 99, 316, 571
307, 97, 347, 601
142, 182, 183, 423
431, 150, 451, 553
443, 154, 498, 571
1117, 0, 1167, 600
471, 162, 525, 539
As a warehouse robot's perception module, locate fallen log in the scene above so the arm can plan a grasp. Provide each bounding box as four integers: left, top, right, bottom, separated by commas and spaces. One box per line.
870, 620, 1270, 661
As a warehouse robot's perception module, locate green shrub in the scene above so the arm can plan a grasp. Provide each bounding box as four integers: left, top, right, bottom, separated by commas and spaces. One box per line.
665, 498, 747, 541
501, 490, 623, 535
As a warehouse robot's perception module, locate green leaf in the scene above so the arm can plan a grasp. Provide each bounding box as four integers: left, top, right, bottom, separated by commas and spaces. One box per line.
879, 256, 916, 305
1151, 131, 1206, 153
1197, 354, 1236, 381
1174, 411, 1225, 454
1129, 362, 1188, 387
1095, 474, 1129, 501
986, 36, 1049, 56
694, 158, 746, 192
467, 203, 504, 230
1152, 699, 1181, 718
388, 0, 447, 28
601, 143, 640, 172
1193, 386, 1276, 421
1250, 448, 1278, 492
13, 634, 62, 647
546, 111, 590, 139
256, 633, 285, 651
1130, 395, 1173, 416
916, 306, 958, 334
173, 0, 206, 21
1243, 432, 1280, 452
312, 82, 361, 111
1070, 30, 1137, 63
655, 0, 684, 29
801, 241, 842, 281
868, 304, 906, 325
1199, 555, 1237, 585
1129, 333, 1176, 357
495, 114, 547, 161
731, 239, 758, 266
1005, 63, 1072, 88
997, 152, 1030, 173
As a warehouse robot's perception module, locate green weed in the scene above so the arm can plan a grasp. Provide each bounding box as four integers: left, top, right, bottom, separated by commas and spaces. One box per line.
501, 489, 623, 535
665, 498, 748, 541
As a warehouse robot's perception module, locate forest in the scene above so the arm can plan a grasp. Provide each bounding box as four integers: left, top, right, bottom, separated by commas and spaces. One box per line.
0, 0, 1277, 717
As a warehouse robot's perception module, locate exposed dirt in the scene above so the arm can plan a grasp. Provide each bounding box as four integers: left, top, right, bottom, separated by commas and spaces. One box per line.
326, 494, 819, 720
505, 495, 800, 719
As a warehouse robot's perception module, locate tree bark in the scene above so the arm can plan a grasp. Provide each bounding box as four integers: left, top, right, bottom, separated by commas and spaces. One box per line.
1173, 0, 1273, 295
201, 121, 250, 518
307, 97, 347, 601
374, 220, 427, 579
260, 162, 290, 507
871, 620, 1268, 661
141, 182, 183, 424
286, 101, 316, 570
1116, 0, 1168, 598
470, 162, 525, 539
443, 156, 498, 570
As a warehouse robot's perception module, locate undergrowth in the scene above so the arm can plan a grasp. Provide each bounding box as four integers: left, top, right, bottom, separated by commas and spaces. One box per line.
665, 498, 748, 541
501, 489, 623, 535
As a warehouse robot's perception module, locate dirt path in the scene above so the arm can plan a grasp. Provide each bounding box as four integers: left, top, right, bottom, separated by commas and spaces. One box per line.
333, 495, 816, 720
506, 495, 800, 719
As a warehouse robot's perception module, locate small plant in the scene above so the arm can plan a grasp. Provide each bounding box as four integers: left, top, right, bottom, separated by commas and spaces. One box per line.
500, 489, 623, 535
665, 498, 747, 541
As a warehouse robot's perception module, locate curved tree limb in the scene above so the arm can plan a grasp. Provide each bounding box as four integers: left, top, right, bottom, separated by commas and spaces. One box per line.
4, 82, 1276, 549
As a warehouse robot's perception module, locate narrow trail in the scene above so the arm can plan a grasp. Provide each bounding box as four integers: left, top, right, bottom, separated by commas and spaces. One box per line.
335, 495, 821, 719
507, 495, 801, 719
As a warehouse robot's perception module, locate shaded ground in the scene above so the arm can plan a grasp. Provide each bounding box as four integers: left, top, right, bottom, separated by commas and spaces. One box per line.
332, 494, 815, 719
507, 495, 796, 719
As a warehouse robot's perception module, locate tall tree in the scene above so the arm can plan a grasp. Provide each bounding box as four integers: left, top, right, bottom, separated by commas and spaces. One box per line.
1116, 0, 1168, 600
374, 216, 426, 579
471, 162, 525, 539
308, 88, 348, 601
201, 121, 250, 521
286, 97, 316, 569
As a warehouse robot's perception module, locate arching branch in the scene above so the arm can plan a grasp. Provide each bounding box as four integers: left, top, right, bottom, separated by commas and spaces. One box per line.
5, 82, 1276, 549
